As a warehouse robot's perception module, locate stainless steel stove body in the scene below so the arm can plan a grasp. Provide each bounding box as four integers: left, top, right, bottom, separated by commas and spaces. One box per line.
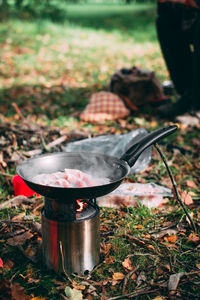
42, 198, 100, 275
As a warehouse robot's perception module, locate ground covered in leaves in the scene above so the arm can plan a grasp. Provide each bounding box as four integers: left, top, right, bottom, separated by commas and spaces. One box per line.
0, 3, 200, 300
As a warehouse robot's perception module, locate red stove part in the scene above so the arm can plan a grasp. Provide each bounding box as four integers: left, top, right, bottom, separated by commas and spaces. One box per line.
13, 175, 88, 213
12, 175, 40, 197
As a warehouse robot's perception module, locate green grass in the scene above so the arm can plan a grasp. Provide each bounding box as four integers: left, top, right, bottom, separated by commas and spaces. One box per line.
65, 3, 157, 41
0, 2, 167, 123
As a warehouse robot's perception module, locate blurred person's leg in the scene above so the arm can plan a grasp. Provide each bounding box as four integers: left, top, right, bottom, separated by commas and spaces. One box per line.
156, 3, 193, 96
191, 14, 200, 110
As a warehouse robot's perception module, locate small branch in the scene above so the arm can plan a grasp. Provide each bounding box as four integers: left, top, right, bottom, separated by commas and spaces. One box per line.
59, 241, 73, 283
46, 135, 68, 149
0, 195, 35, 209
1, 219, 33, 224
40, 132, 51, 152
107, 287, 159, 300
12, 102, 26, 123
23, 148, 42, 157
12, 102, 32, 128
72, 273, 98, 285
154, 143, 196, 232
23, 135, 68, 157
122, 265, 139, 294
0, 171, 13, 177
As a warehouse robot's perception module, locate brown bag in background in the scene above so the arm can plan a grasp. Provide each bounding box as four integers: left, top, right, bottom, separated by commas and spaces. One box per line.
109, 66, 163, 108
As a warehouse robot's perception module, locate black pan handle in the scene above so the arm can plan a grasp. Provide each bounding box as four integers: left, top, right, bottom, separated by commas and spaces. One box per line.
120, 125, 178, 167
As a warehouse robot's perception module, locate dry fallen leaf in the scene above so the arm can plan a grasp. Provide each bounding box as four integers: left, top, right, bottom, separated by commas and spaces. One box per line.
105, 243, 112, 252
7, 231, 34, 246
85, 284, 97, 297
65, 286, 83, 300
105, 255, 115, 265
72, 281, 86, 291
192, 138, 200, 147
164, 235, 178, 243
180, 190, 194, 205
188, 191, 198, 197
0, 151, 7, 167
168, 272, 185, 293
147, 244, 155, 251
25, 247, 36, 257
112, 272, 125, 281
11, 212, 26, 221
163, 243, 178, 249
4, 259, 14, 270
186, 180, 197, 189
188, 232, 200, 243
111, 280, 120, 286
135, 225, 143, 229
136, 272, 146, 286
163, 264, 171, 271
196, 264, 200, 270
152, 228, 178, 239
155, 267, 165, 275
122, 257, 133, 271
186, 212, 194, 225
142, 234, 151, 239
11, 282, 31, 300
131, 273, 137, 281
152, 296, 165, 300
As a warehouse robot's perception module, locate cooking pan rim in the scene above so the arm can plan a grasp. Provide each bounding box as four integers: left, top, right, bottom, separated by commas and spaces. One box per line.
17, 151, 129, 164
16, 151, 130, 190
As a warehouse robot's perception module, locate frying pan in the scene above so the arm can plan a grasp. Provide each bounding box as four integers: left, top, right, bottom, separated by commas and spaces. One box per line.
17, 125, 177, 202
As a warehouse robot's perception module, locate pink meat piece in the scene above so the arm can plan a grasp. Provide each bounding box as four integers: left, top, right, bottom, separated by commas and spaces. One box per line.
33, 168, 109, 188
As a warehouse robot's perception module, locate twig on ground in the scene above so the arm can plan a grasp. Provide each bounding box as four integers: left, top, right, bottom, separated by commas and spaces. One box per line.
1, 228, 25, 238
45, 135, 68, 149
23, 148, 42, 157
12, 103, 26, 122
154, 143, 197, 232
128, 252, 157, 258
0, 195, 36, 209
40, 132, 51, 152
72, 273, 99, 285
31, 222, 42, 235
122, 265, 139, 294
107, 287, 159, 299
1, 219, 37, 224
32, 203, 44, 213
0, 171, 13, 177
12, 102, 32, 128
23, 135, 68, 157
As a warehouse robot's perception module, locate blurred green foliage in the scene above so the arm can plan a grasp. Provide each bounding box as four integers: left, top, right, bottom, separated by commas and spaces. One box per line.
0, 0, 155, 21
0, 0, 67, 21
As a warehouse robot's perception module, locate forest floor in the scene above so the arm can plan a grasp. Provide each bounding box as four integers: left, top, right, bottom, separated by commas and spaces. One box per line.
0, 4, 199, 299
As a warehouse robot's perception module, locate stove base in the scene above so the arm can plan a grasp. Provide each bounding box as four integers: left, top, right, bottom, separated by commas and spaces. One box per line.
42, 208, 100, 275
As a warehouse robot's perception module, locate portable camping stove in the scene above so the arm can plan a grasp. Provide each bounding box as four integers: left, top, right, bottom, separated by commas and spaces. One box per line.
42, 197, 100, 275
16, 126, 178, 276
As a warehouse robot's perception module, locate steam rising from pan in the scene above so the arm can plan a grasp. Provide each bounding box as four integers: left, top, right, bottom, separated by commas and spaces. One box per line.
18, 152, 127, 186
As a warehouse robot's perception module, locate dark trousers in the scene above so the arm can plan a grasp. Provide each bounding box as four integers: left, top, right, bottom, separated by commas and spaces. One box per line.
156, 3, 200, 108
